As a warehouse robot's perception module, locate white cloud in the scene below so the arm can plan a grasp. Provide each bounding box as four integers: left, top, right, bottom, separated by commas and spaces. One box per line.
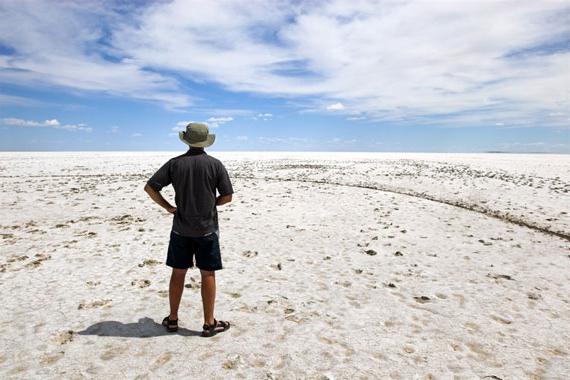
44, 119, 60, 126
110, 126, 119, 133
172, 117, 232, 135
207, 116, 233, 123
131, 132, 142, 137
1, 117, 92, 132
253, 112, 273, 120
1, 118, 57, 127
176, 121, 191, 127
236, 135, 248, 141
57, 123, 91, 132
175, 118, 233, 130
172, 121, 200, 136
0, 2, 191, 109
206, 116, 233, 128
326, 102, 345, 111
114, 0, 570, 127
0, 1, 568, 127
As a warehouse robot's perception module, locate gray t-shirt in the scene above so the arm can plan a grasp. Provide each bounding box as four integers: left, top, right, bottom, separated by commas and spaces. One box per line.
147, 149, 233, 237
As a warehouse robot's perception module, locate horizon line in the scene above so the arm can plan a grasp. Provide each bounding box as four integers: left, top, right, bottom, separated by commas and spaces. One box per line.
0, 150, 568, 155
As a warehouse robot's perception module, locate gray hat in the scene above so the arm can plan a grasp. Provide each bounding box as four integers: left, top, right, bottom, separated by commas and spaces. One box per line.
179, 122, 215, 148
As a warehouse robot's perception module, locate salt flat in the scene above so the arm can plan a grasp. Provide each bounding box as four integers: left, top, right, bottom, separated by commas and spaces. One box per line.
0, 151, 569, 379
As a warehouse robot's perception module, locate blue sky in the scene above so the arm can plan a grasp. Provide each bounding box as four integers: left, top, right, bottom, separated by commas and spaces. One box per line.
0, 0, 568, 153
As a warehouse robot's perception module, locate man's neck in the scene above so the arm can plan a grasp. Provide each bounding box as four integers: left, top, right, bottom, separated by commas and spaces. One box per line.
188, 147, 205, 154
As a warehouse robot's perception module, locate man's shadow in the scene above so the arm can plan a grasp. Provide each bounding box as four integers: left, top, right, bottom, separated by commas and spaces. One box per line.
77, 317, 202, 337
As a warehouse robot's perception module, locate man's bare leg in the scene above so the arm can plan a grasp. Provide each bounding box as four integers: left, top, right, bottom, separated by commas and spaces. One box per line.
169, 268, 187, 320
200, 269, 216, 325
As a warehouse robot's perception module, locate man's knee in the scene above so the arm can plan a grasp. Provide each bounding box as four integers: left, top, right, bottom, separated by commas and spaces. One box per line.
172, 268, 188, 277
200, 269, 215, 277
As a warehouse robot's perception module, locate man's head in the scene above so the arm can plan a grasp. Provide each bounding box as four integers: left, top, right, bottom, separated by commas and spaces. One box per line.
179, 122, 215, 148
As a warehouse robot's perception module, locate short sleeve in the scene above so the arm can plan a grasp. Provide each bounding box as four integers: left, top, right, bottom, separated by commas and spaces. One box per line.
216, 164, 233, 196
147, 160, 172, 191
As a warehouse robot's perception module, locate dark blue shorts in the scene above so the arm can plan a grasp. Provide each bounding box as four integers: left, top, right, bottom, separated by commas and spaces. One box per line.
166, 230, 223, 271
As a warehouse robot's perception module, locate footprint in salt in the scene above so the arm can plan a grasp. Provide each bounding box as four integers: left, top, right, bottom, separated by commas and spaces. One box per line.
100, 345, 128, 361
241, 250, 258, 258
54, 330, 75, 345
78, 299, 112, 310
40, 352, 65, 365
184, 277, 201, 289
413, 296, 432, 304
131, 279, 151, 288
85, 280, 101, 288
25, 253, 52, 269
152, 352, 173, 369
138, 259, 161, 267
490, 314, 512, 325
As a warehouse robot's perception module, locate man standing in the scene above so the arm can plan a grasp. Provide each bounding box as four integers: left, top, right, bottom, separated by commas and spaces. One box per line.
144, 122, 233, 337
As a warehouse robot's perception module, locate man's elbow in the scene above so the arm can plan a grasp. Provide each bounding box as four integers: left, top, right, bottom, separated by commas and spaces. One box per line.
219, 194, 232, 205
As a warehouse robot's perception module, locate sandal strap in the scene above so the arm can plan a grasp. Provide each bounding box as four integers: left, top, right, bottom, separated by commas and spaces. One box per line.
202, 318, 230, 330
164, 316, 178, 325
216, 320, 229, 328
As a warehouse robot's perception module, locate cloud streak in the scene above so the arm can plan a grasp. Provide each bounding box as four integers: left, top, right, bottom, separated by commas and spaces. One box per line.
1, 118, 92, 132
206, 116, 233, 128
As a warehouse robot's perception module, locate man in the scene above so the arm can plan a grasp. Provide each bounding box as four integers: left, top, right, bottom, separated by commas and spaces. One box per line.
144, 122, 233, 337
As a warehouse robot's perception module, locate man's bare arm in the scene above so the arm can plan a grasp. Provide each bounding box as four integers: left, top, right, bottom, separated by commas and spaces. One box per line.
216, 194, 232, 206
144, 183, 176, 214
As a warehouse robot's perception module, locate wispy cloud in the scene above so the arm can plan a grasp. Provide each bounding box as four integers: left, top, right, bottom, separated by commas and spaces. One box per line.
326, 102, 345, 111
175, 121, 193, 129
0, 2, 191, 109
170, 122, 190, 136
0, 1, 568, 127
328, 137, 357, 144
112, 0, 569, 127
0, 93, 45, 106
189, 108, 256, 117
174, 117, 233, 130
1, 117, 92, 132
253, 113, 273, 121
206, 116, 233, 128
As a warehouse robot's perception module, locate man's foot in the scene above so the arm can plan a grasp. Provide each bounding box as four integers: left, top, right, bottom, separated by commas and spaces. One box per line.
201, 318, 230, 337
162, 316, 178, 332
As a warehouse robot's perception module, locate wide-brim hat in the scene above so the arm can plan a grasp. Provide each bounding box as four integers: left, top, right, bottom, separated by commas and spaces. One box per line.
178, 122, 215, 148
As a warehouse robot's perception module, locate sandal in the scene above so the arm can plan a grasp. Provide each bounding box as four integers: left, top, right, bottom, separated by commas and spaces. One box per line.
201, 318, 230, 337
162, 316, 178, 332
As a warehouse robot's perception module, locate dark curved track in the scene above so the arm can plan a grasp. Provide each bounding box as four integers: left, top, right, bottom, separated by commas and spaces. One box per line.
234, 174, 570, 242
